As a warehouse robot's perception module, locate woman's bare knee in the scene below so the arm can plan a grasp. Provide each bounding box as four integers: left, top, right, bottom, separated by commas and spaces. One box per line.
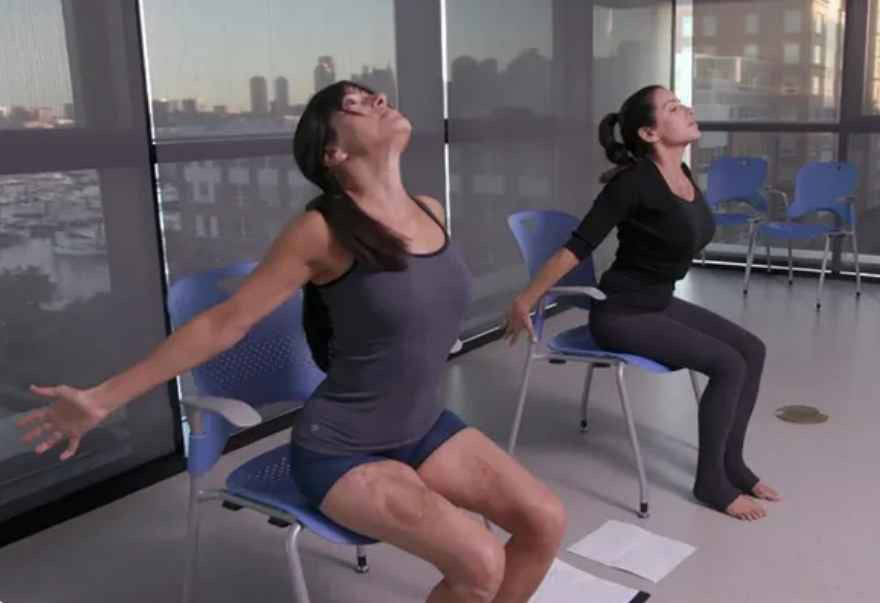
512, 488, 567, 556
447, 533, 506, 602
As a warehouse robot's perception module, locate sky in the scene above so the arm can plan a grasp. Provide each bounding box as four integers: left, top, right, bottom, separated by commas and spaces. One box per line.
0, 0, 553, 114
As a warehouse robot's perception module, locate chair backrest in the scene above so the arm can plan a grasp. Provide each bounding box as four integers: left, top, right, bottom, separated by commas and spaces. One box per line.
167, 261, 325, 407
789, 161, 857, 224
167, 261, 325, 477
706, 156, 769, 211
507, 210, 597, 311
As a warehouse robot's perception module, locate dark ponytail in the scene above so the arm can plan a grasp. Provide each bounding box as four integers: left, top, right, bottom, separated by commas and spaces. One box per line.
598, 85, 664, 183
293, 81, 408, 371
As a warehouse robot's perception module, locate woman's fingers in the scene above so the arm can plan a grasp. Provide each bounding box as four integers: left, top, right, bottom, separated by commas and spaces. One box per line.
35, 431, 66, 455
20, 420, 51, 444
29, 384, 62, 398
15, 408, 46, 429
524, 316, 537, 342
60, 436, 81, 461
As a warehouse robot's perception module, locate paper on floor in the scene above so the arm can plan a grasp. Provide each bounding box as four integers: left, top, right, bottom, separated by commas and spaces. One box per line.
530, 559, 649, 603
567, 520, 696, 583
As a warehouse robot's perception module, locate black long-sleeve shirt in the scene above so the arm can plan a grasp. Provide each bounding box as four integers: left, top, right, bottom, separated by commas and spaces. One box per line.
564, 158, 716, 309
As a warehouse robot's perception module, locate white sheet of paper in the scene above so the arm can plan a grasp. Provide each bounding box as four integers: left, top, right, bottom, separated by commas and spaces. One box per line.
530, 559, 642, 603
567, 520, 696, 583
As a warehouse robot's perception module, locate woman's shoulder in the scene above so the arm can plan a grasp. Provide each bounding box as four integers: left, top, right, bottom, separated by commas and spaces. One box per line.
600, 159, 652, 196
273, 204, 336, 258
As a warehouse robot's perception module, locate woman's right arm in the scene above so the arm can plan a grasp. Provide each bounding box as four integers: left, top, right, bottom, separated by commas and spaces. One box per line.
504, 175, 636, 344
18, 210, 334, 459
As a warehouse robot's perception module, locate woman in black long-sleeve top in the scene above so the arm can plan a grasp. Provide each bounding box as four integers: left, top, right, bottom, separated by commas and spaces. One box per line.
505, 85, 780, 521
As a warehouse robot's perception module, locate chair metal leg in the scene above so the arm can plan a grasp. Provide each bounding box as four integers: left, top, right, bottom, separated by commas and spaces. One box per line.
852, 232, 862, 297
688, 370, 701, 404
580, 364, 595, 433
355, 545, 369, 574
765, 243, 772, 273
286, 523, 311, 603
817, 234, 831, 309
744, 228, 757, 295
181, 478, 203, 603
507, 341, 536, 455
614, 364, 649, 518
787, 241, 793, 285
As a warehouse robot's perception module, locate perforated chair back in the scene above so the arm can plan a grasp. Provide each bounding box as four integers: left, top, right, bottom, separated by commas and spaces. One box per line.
706, 156, 768, 212
507, 210, 597, 311
789, 161, 857, 224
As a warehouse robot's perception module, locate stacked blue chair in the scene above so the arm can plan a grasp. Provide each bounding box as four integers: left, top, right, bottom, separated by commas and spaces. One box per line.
701, 156, 771, 265
743, 161, 861, 308
167, 261, 376, 603
507, 211, 702, 518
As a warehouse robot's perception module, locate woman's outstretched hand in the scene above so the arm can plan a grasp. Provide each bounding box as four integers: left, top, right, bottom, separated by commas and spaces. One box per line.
16, 385, 109, 460
503, 295, 537, 346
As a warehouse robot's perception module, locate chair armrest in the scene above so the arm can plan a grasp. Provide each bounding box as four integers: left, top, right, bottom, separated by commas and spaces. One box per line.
547, 286, 607, 301
181, 396, 262, 428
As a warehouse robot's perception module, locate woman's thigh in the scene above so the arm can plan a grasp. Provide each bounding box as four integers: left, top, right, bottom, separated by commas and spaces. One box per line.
590, 304, 742, 376
319, 458, 500, 583
663, 298, 766, 364
416, 428, 565, 541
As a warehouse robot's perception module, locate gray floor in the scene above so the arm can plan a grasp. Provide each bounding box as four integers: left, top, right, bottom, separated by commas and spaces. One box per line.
2, 268, 878, 603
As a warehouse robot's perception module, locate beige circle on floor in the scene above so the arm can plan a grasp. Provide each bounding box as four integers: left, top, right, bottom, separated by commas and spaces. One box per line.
775, 405, 829, 424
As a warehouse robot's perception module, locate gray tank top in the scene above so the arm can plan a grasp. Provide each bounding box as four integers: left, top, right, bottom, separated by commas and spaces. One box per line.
290, 201, 472, 454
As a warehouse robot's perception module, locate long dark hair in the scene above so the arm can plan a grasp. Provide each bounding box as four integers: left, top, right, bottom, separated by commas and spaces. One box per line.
597, 85, 663, 183
293, 81, 409, 371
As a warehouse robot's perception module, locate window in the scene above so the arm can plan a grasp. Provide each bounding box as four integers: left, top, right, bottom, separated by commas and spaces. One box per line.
845, 135, 880, 265
0, 2, 178, 526
448, 0, 673, 334
194, 214, 206, 238
157, 156, 316, 282
677, 1, 843, 123
815, 13, 824, 35
208, 215, 220, 238
142, 0, 399, 140
784, 10, 802, 34
866, 0, 880, 114
812, 75, 821, 95
692, 132, 838, 258
745, 13, 759, 35
0, 4, 76, 130
682, 16, 693, 38
699, 45, 717, 57
703, 15, 718, 37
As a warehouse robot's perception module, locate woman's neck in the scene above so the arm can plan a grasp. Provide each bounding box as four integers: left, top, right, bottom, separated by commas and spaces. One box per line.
651, 143, 687, 173
336, 154, 410, 217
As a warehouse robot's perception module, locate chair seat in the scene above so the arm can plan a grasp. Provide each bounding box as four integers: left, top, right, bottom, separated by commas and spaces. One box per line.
547, 325, 673, 374
758, 221, 834, 240
226, 445, 377, 546
712, 212, 753, 227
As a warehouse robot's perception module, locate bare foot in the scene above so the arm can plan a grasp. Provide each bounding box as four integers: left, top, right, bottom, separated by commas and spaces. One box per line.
725, 495, 767, 521
750, 482, 781, 501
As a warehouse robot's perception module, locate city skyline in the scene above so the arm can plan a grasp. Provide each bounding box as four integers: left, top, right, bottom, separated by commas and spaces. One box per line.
0, 0, 555, 117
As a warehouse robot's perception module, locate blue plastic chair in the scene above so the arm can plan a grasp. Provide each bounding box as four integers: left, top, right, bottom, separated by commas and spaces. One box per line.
743, 161, 861, 308
700, 156, 771, 265
507, 211, 701, 518
167, 261, 376, 603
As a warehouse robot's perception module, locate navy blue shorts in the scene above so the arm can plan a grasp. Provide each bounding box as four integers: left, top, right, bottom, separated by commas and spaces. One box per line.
289, 409, 468, 506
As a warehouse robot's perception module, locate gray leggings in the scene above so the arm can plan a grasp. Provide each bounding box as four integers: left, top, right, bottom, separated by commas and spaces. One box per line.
590, 297, 766, 510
